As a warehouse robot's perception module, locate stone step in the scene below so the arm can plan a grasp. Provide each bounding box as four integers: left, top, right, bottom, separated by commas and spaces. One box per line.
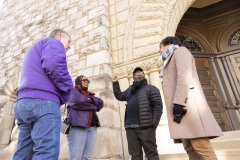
159, 131, 240, 160
160, 149, 240, 160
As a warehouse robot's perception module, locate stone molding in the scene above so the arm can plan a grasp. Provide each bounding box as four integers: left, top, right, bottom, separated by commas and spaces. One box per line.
113, 54, 162, 78
123, 0, 144, 62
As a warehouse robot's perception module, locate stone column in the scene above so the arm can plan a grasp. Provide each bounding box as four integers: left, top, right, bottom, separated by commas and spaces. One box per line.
118, 77, 130, 160
0, 99, 15, 145
221, 57, 240, 105
225, 56, 240, 105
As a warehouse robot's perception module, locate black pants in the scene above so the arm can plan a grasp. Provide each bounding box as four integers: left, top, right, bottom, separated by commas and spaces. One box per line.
126, 127, 159, 160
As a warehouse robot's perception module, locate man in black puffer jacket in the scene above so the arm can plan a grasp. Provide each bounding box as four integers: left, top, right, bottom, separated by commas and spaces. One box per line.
112, 67, 163, 160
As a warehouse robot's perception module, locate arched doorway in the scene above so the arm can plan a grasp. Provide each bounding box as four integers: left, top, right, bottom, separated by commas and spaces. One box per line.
176, 0, 240, 131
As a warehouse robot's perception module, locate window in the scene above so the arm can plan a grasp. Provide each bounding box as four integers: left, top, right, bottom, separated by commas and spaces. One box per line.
176, 34, 203, 52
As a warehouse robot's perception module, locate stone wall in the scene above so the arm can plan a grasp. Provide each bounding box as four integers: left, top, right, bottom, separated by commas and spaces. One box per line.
0, 0, 195, 159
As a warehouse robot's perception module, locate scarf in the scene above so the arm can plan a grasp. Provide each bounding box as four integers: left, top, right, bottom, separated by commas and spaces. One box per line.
159, 44, 179, 78
130, 78, 147, 94
75, 85, 95, 96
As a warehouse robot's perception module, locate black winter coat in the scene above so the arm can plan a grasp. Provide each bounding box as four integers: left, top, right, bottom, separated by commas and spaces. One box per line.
113, 81, 163, 128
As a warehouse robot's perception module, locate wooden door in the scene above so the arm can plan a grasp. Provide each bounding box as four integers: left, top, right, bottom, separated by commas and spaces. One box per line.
195, 58, 232, 131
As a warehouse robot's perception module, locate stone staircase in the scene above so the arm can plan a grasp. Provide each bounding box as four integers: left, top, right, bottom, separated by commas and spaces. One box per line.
159, 131, 240, 160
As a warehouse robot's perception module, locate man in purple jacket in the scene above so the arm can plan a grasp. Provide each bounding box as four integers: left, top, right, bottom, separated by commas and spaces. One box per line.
13, 29, 73, 160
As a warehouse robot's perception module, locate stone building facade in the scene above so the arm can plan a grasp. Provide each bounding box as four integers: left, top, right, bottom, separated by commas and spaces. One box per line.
0, 0, 240, 159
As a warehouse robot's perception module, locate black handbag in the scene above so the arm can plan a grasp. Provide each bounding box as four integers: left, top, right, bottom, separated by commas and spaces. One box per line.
60, 105, 71, 135
60, 118, 71, 134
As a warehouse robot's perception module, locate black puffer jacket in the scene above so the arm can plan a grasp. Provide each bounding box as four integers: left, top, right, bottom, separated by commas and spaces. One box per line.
113, 81, 163, 128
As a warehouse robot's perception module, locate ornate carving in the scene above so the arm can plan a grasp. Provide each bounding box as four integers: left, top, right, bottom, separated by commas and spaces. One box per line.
161, 0, 177, 35
113, 55, 162, 78
123, 0, 144, 62
229, 28, 240, 46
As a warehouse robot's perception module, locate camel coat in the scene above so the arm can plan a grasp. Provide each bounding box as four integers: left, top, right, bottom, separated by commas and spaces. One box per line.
162, 46, 223, 143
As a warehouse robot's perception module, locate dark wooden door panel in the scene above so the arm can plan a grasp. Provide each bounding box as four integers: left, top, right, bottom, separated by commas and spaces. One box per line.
195, 58, 232, 131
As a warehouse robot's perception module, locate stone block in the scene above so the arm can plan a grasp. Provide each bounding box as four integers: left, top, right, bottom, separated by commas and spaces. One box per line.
6, 62, 16, 71
116, 22, 126, 36
75, 16, 88, 29
117, 36, 124, 50
72, 60, 85, 71
70, 12, 80, 21
94, 128, 123, 158
140, 2, 167, 12
60, 19, 70, 28
2, 101, 14, 115
67, 54, 79, 64
115, 0, 129, 13
0, 115, 14, 129
110, 26, 117, 38
78, 67, 93, 77
80, 43, 100, 54
35, 14, 43, 22
59, 134, 69, 160
22, 41, 33, 50
0, 69, 6, 78
8, 68, 19, 77
0, 129, 11, 144
3, 51, 11, 60
101, 64, 112, 76
116, 9, 129, 25
76, 36, 88, 50
67, 6, 78, 15
92, 65, 100, 76
0, 77, 7, 88
134, 27, 161, 39
98, 107, 121, 129
86, 50, 112, 67
99, 15, 109, 27
111, 38, 118, 51
89, 26, 110, 40
133, 44, 159, 59
138, 11, 163, 21
109, 5, 115, 15
88, 74, 112, 91
99, 0, 108, 8
89, 6, 108, 20
133, 35, 160, 48
100, 37, 110, 51
110, 15, 116, 26
83, 24, 94, 33
59, 0, 70, 9
109, 0, 115, 6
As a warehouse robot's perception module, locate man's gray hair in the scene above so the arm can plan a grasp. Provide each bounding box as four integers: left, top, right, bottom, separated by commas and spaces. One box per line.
48, 29, 70, 38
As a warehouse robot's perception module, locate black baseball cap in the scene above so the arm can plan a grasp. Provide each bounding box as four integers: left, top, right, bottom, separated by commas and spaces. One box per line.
133, 67, 144, 74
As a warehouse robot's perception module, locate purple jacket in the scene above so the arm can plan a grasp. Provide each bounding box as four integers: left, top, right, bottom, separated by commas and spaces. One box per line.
17, 38, 73, 105
67, 88, 104, 128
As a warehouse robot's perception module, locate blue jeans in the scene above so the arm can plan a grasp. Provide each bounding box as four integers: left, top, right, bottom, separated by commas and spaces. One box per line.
67, 127, 97, 160
13, 98, 61, 160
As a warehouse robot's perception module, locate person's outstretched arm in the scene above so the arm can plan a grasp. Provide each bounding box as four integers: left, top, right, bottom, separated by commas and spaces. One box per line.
112, 75, 128, 101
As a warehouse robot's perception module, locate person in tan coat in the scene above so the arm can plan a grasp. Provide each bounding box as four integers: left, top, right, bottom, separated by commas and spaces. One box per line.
159, 36, 223, 160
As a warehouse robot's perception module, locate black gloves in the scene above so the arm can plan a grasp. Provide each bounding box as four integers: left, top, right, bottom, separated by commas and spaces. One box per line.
173, 104, 187, 123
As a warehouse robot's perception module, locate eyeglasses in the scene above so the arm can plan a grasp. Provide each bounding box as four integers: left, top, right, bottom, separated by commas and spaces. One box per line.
134, 72, 144, 77
82, 79, 90, 83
